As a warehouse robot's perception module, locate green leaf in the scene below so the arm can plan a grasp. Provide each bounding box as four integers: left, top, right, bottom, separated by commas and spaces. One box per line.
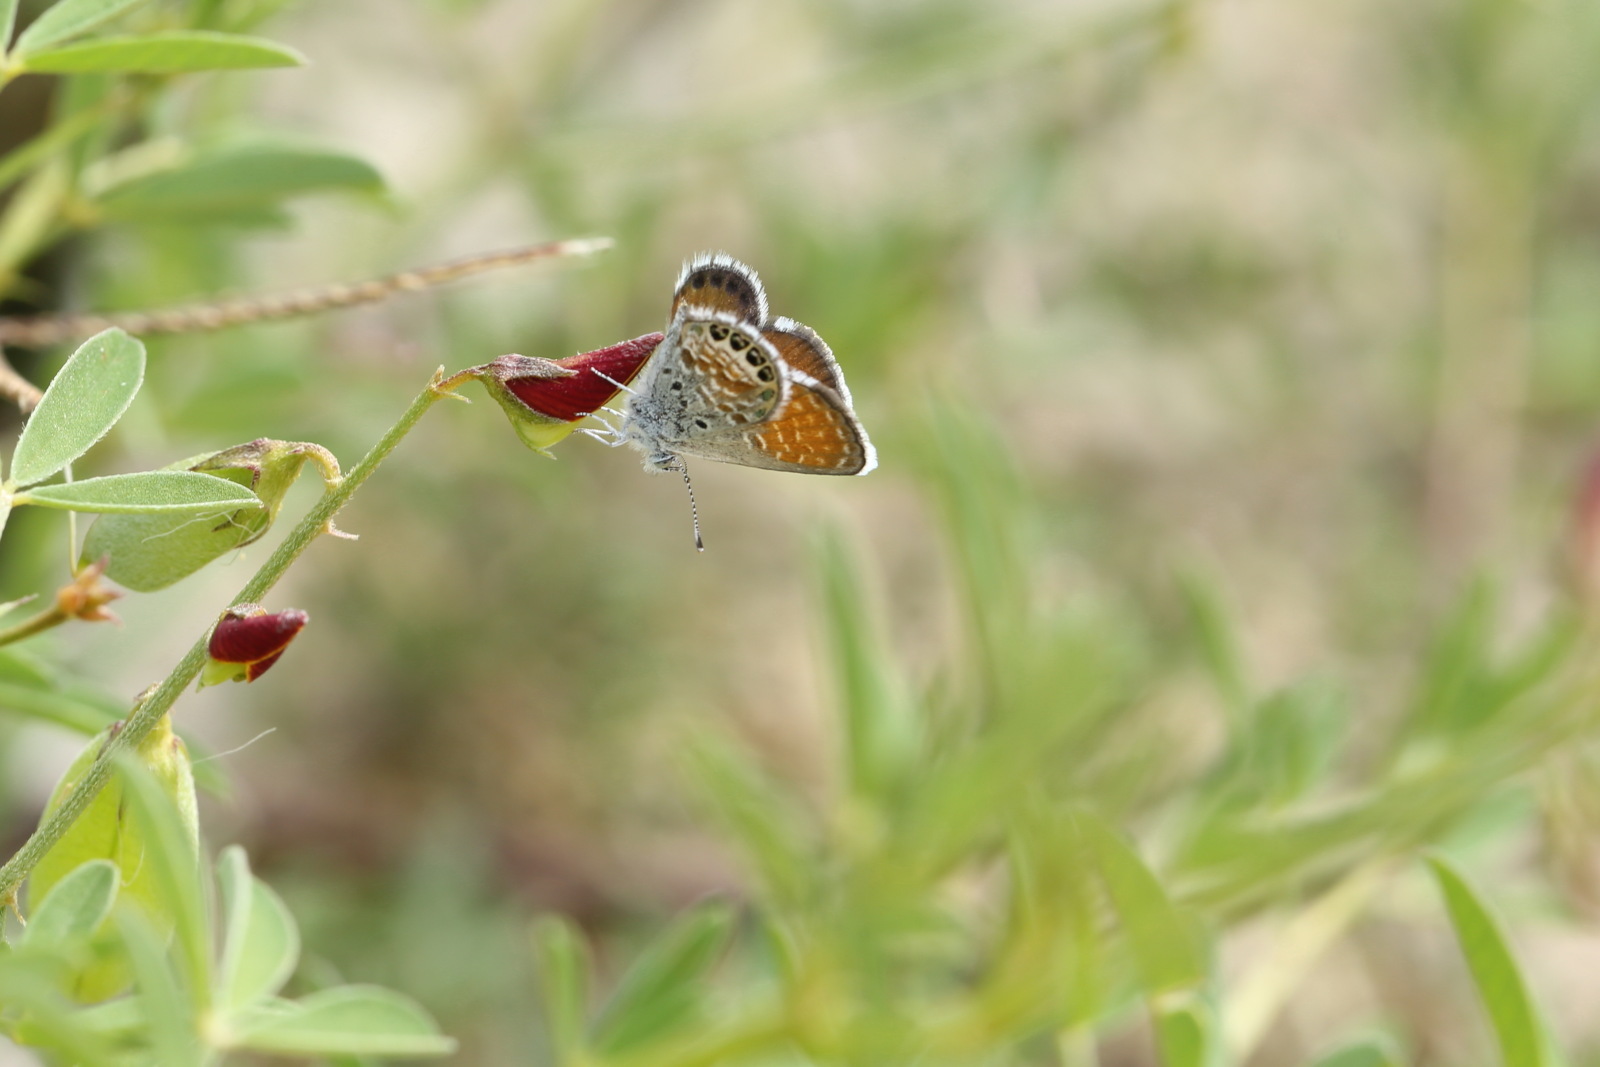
20, 30, 306, 73
116, 751, 207, 1004
13, 0, 152, 55
1154, 998, 1219, 1067
8, 328, 144, 488
216, 845, 300, 1015
531, 915, 591, 1061
816, 527, 918, 800
1178, 568, 1252, 718
83, 439, 322, 591
1312, 1037, 1405, 1067
1427, 856, 1551, 1067
0, 956, 120, 1064
19, 858, 118, 949
94, 143, 386, 224
0, 676, 122, 734
590, 902, 734, 1056
234, 986, 456, 1057
15, 470, 264, 513
1081, 812, 1207, 994
0, 0, 19, 57
117, 908, 202, 1067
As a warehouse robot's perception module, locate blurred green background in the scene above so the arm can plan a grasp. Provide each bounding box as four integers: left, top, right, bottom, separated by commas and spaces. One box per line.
8, 0, 1600, 1063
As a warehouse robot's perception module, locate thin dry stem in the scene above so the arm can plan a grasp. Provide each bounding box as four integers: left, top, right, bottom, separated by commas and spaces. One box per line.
0, 238, 613, 348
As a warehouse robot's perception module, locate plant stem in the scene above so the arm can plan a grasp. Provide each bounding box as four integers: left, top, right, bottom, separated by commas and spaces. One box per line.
0, 371, 455, 907
0, 603, 67, 648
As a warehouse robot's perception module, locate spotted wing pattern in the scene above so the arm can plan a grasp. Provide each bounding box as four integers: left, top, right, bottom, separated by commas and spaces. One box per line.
623, 253, 874, 477
670, 252, 768, 325
671, 313, 786, 427
736, 376, 874, 474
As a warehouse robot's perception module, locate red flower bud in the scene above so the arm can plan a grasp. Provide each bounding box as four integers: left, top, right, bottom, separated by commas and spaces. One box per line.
510, 333, 662, 421
467, 333, 662, 454
201, 604, 308, 687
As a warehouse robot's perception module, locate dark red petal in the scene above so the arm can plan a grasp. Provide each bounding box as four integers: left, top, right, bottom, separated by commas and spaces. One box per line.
209, 608, 308, 664
505, 332, 661, 422
245, 649, 286, 682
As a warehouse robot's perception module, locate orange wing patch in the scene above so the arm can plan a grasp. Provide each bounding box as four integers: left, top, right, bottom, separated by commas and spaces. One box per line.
746, 381, 870, 474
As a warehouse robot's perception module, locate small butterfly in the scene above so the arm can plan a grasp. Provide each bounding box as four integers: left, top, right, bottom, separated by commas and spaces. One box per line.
618, 253, 876, 478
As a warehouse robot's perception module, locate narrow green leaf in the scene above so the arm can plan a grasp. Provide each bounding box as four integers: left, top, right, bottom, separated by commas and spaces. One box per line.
13, 0, 151, 54
816, 527, 918, 800
1154, 997, 1219, 1067
685, 737, 815, 906
0, 678, 121, 733
0, 0, 19, 57
117, 753, 208, 1006
0, 958, 120, 1063
15, 470, 264, 513
94, 144, 385, 223
1312, 1037, 1405, 1067
1427, 856, 1551, 1067
1178, 568, 1252, 718
216, 846, 300, 1015
235, 986, 456, 1057
21, 30, 306, 73
117, 909, 202, 1067
19, 859, 117, 948
1081, 812, 1206, 994
531, 916, 591, 1062
0, 102, 109, 194
590, 902, 734, 1056
8, 328, 144, 488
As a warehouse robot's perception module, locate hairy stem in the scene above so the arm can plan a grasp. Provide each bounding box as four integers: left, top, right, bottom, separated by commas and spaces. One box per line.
0, 371, 455, 907
0, 603, 67, 648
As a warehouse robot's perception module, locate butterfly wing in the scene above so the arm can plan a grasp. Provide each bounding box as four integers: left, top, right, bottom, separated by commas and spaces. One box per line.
761, 317, 854, 402
630, 253, 875, 476
670, 252, 768, 325
676, 371, 876, 476
625, 309, 789, 460
738, 374, 875, 475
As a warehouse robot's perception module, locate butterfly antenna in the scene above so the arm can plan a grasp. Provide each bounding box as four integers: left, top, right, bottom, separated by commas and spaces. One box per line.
592, 369, 639, 396
677, 460, 705, 552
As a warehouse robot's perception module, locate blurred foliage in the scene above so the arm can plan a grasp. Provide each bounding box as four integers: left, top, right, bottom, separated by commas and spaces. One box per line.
5, 0, 1600, 1064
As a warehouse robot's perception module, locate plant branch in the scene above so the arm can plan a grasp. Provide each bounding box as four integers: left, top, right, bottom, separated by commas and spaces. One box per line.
0, 603, 67, 648
0, 344, 41, 412
0, 370, 457, 907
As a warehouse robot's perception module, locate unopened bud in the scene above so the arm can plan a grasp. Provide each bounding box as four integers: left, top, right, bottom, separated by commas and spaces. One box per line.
200, 603, 309, 687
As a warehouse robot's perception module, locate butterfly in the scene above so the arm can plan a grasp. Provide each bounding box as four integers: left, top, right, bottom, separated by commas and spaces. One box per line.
617, 253, 876, 478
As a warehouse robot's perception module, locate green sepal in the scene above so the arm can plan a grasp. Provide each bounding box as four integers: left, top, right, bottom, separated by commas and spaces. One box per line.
471, 358, 579, 456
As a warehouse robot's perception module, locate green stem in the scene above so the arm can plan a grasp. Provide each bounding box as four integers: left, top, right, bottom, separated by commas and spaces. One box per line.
0, 371, 454, 907
0, 603, 67, 648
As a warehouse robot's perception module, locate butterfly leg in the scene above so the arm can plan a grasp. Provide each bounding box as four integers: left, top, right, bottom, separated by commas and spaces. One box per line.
577, 405, 630, 448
